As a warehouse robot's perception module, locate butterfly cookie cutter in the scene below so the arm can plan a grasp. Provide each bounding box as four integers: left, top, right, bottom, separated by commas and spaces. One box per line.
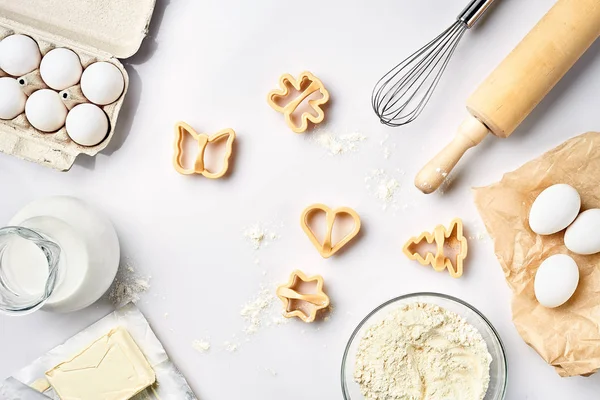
172, 121, 236, 178
276, 270, 330, 323
267, 71, 330, 133
402, 218, 468, 278
301, 204, 361, 258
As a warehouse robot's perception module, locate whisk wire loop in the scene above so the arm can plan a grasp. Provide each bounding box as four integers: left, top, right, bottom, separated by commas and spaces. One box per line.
372, 20, 468, 127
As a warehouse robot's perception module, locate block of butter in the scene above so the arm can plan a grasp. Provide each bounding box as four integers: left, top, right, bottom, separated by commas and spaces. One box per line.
45, 326, 155, 400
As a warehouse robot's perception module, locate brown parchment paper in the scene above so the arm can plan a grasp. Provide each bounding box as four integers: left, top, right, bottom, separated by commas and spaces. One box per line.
474, 131, 600, 377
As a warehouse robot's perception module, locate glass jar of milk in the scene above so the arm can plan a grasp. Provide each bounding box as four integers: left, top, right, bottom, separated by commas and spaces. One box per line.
0, 196, 120, 315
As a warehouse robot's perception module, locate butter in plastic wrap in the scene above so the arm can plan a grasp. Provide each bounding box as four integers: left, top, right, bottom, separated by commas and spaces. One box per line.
473, 131, 600, 377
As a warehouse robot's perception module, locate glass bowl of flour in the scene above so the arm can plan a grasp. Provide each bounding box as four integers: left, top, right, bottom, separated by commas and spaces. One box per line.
341, 292, 507, 400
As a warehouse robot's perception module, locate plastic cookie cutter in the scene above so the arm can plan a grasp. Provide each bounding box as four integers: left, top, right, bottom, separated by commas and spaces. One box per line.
402, 218, 468, 278
300, 204, 361, 258
276, 270, 330, 323
267, 71, 330, 133
172, 121, 235, 178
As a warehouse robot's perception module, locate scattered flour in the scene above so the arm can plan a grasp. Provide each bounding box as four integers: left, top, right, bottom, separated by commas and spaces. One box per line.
192, 339, 211, 353
240, 287, 276, 335
355, 302, 492, 400
380, 134, 396, 160
243, 223, 279, 250
108, 259, 151, 307
365, 169, 402, 210
311, 129, 367, 155
223, 341, 239, 352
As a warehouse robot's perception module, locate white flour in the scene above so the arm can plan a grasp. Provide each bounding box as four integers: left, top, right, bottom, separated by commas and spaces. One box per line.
192, 339, 211, 353
108, 259, 151, 307
355, 303, 492, 400
365, 169, 402, 210
240, 287, 275, 335
311, 130, 367, 155
243, 224, 278, 250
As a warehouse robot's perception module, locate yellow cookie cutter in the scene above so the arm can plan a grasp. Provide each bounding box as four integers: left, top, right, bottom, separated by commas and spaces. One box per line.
267, 71, 330, 133
172, 121, 235, 178
276, 270, 330, 323
301, 204, 361, 258
402, 218, 468, 278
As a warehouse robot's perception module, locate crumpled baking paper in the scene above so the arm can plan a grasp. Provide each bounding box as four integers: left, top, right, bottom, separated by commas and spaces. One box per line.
3, 303, 197, 399
473, 131, 600, 377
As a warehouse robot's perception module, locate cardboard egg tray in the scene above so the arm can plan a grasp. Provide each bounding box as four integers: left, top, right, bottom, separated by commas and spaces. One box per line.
0, 0, 156, 171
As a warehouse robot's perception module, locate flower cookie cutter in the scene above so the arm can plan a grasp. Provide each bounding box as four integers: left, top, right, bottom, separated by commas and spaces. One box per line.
172, 121, 235, 178
267, 71, 330, 133
276, 270, 330, 323
402, 218, 468, 278
301, 204, 361, 258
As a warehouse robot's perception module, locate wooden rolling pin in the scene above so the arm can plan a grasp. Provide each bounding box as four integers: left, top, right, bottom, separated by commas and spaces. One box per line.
415, 0, 600, 194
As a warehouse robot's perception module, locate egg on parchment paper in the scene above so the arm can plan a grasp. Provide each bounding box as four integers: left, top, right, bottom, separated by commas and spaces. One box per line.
528, 184, 581, 235
534, 254, 579, 308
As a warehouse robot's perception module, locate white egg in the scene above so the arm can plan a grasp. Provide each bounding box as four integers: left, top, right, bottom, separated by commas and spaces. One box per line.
0, 34, 41, 76
534, 254, 579, 308
25, 89, 67, 132
80, 62, 124, 105
564, 209, 600, 255
529, 184, 580, 235
0, 77, 26, 119
40, 48, 83, 90
66, 104, 109, 146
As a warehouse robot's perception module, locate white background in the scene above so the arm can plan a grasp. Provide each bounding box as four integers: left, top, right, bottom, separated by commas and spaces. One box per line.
1, 0, 600, 398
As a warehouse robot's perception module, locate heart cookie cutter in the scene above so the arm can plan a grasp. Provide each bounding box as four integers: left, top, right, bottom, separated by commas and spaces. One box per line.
276, 270, 330, 323
402, 218, 468, 278
300, 204, 361, 258
267, 71, 330, 133
172, 121, 235, 178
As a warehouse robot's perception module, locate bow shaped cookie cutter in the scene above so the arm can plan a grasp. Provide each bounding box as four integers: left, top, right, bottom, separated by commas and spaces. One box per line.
402, 218, 468, 278
172, 121, 235, 178
267, 71, 330, 133
276, 270, 330, 323
300, 204, 361, 258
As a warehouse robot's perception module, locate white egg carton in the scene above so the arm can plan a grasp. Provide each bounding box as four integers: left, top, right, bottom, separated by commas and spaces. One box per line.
0, 0, 156, 171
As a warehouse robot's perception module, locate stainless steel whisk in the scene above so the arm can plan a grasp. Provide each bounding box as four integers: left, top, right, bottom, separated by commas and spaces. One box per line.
372, 0, 497, 127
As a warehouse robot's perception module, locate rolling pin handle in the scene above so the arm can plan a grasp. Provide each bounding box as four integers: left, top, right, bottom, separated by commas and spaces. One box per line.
415, 115, 489, 194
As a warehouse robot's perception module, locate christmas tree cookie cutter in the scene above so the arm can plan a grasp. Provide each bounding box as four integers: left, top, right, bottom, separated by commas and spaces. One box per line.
267, 71, 330, 133
402, 218, 468, 278
172, 121, 235, 178
276, 270, 330, 323
300, 204, 361, 258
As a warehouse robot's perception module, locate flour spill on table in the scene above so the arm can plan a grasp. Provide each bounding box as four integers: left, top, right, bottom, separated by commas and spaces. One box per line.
243, 223, 279, 250
108, 258, 151, 307
380, 134, 396, 159
311, 129, 367, 155
192, 339, 211, 353
365, 169, 405, 211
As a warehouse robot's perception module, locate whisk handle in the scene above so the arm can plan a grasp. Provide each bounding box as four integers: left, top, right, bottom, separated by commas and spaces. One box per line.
415, 115, 489, 194
458, 0, 497, 28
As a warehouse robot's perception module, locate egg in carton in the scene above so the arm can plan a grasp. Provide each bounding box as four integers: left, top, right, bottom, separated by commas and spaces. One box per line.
0, 0, 156, 171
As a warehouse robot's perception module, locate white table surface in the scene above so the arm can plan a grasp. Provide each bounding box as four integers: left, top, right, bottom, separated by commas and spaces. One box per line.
1, 0, 600, 398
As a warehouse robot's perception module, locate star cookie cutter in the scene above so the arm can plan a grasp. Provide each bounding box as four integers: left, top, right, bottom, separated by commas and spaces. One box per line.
402, 218, 468, 278
300, 204, 361, 258
267, 71, 330, 133
172, 121, 236, 178
276, 270, 330, 323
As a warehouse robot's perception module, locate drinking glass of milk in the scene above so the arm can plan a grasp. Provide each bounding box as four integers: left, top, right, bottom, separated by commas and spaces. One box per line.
0, 196, 120, 315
